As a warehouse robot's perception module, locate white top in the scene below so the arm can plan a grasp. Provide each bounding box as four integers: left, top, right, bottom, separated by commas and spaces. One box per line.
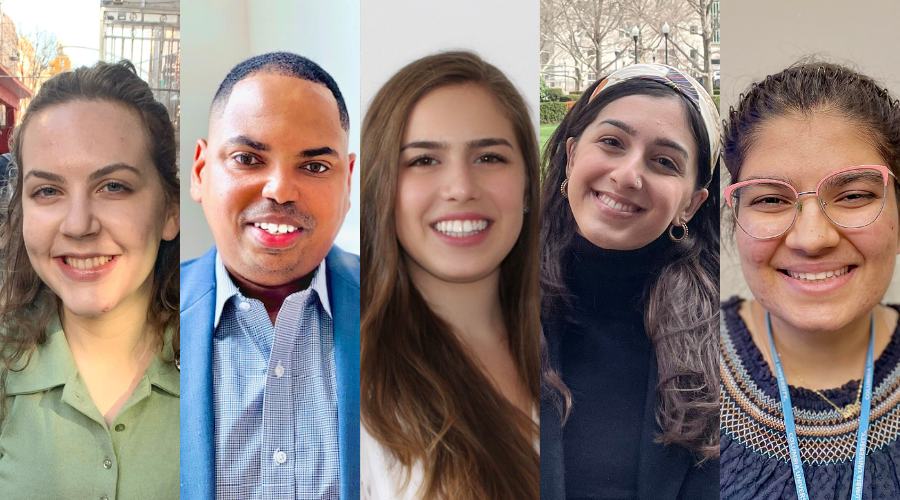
360, 411, 539, 500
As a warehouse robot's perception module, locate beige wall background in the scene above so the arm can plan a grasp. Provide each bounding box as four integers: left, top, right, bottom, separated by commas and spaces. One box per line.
719, 0, 900, 301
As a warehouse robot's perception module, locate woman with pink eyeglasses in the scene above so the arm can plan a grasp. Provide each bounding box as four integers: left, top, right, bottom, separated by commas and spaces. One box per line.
720, 62, 900, 499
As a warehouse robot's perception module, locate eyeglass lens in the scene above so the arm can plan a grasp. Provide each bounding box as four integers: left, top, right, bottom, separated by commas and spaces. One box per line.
730, 168, 888, 238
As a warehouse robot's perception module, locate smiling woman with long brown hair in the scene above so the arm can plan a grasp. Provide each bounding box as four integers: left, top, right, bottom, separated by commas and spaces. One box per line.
360, 51, 540, 500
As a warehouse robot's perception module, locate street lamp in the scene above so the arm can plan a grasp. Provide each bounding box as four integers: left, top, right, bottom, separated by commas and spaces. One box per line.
631, 26, 639, 64
662, 22, 670, 65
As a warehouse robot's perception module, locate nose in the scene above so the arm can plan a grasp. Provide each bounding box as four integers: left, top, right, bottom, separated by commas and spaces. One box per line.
261, 165, 298, 205
608, 152, 643, 190
60, 193, 100, 238
440, 157, 480, 202
783, 194, 840, 254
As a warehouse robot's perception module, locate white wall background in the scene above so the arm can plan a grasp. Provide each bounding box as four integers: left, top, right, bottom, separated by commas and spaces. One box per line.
360, 0, 539, 138
180, 0, 361, 261
719, 0, 900, 301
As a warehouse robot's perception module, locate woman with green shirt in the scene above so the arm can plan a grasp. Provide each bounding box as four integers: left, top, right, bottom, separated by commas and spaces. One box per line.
0, 60, 180, 498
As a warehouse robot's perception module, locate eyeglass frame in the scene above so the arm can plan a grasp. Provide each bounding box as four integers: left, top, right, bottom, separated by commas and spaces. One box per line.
724, 165, 898, 240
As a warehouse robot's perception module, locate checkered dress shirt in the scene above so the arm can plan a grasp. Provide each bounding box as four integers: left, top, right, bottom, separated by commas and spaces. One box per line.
212, 254, 340, 499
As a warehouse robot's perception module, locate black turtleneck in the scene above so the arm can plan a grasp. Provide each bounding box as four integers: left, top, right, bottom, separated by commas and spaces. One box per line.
559, 232, 670, 500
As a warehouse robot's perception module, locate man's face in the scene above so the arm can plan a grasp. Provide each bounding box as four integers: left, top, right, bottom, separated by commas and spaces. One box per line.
191, 73, 354, 287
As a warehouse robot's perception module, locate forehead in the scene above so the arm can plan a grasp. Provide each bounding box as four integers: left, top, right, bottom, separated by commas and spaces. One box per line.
403, 84, 517, 144
739, 113, 886, 184
210, 73, 347, 150
20, 100, 152, 175
593, 94, 692, 138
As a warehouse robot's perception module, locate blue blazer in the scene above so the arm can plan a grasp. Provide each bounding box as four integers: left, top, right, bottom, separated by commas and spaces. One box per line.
180, 246, 360, 500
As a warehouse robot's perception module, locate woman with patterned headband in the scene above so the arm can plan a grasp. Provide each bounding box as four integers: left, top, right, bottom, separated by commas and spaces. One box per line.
540, 64, 721, 499
720, 62, 900, 499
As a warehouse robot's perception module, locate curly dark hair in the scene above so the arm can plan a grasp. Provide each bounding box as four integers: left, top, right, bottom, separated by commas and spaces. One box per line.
0, 60, 179, 421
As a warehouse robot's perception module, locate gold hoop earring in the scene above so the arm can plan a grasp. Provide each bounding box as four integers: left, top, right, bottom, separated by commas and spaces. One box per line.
560, 178, 569, 198
669, 222, 689, 242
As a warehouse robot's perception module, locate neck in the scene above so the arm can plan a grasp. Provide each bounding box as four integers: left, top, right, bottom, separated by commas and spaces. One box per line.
407, 263, 506, 348
747, 300, 892, 390
227, 265, 316, 323
60, 281, 155, 365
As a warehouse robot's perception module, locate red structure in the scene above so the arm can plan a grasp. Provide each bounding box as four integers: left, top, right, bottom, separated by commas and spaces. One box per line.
0, 63, 32, 154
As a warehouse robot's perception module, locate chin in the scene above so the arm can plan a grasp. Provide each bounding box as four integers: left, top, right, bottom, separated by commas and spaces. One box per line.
760, 297, 864, 333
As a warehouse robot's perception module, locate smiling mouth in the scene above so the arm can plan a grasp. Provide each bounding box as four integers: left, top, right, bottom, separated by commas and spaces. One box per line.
253, 222, 300, 235
63, 256, 115, 270
594, 192, 642, 213
779, 265, 855, 283
433, 219, 490, 238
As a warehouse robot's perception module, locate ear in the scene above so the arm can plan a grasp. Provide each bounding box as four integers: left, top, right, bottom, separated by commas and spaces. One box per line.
162, 199, 180, 242
190, 139, 208, 203
344, 152, 356, 214
674, 188, 709, 225
565, 137, 576, 178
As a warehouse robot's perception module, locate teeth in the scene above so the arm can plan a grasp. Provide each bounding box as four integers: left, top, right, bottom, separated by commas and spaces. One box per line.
788, 266, 850, 282
253, 222, 298, 235
434, 219, 489, 238
64, 256, 113, 269
597, 193, 640, 213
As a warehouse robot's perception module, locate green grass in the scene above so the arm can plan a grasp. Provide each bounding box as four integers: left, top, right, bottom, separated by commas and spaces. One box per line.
540, 122, 560, 154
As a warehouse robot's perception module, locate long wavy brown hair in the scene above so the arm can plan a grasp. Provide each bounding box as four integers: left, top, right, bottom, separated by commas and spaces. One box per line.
540, 78, 721, 461
361, 51, 540, 499
0, 60, 179, 421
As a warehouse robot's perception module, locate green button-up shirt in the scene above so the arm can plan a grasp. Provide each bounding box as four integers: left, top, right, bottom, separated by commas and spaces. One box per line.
0, 316, 179, 499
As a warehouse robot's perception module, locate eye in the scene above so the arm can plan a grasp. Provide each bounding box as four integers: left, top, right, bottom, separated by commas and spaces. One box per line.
408, 156, 439, 167
475, 153, 508, 164
598, 137, 623, 148
100, 181, 131, 194
655, 157, 679, 172
232, 153, 261, 166
302, 162, 330, 174
31, 186, 60, 199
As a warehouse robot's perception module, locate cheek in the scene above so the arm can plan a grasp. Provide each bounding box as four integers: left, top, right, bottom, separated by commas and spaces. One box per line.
394, 176, 432, 238
735, 233, 776, 270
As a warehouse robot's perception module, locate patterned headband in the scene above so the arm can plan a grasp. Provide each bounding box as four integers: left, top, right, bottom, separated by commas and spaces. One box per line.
588, 63, 721, 174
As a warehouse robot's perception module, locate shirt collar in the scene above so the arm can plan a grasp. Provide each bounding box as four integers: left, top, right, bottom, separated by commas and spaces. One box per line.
5, 315, 180, 397
213, 253, 331, 330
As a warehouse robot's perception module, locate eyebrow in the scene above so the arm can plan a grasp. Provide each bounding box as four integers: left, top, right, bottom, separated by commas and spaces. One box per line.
223, 135, 338, 158
597, 119, 637, 136
24, 163, 142, 183
399, 137, 514, 152
653, 138, 690, 159
740, 173, 797, 185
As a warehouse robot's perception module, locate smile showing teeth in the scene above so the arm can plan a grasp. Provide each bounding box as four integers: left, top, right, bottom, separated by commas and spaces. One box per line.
785, 266, 851, 282
64, 256, 114, 270
253, 222, 299, 235
434, 219, 489, 238
596, 192, 640, 213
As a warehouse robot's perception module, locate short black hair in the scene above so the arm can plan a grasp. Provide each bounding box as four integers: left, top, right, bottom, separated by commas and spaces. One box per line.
210, 51, 350, 131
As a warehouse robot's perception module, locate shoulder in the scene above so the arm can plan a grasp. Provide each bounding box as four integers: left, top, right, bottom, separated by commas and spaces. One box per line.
360, 424, 419, 500
326, 245, 360, 289
180, 247, 217, 310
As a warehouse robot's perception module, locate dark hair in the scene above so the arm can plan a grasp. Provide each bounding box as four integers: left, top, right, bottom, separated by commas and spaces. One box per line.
0, 60, 179, 419
540, 78, 720, 460
724, 61, 900, 196
361, 51, 540, 499
211, 51, 349, 131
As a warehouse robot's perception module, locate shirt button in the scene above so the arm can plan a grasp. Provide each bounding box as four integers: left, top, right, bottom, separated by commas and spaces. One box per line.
115, 424, 125, 432
103, 458, 112, 469
274, 361, 285, 378
100, 497, 108, 500
273, 450, 287, 465
239, 301, 251, 312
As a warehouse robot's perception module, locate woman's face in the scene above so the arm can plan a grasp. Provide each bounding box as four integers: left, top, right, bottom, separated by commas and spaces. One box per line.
395, 84, 527, 285
735, 112, 900, 332
566, 94, 707, 250
21, 100, 179, 319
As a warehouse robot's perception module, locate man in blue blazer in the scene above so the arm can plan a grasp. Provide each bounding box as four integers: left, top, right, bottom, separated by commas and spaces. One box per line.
181, 52, 359, 500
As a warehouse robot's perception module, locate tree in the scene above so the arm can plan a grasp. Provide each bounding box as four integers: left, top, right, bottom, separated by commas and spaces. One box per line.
541, 0, 627, 91
18, 29, 58, 101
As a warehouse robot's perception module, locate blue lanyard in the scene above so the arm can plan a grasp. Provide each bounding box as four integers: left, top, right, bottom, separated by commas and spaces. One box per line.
767, 311, 875, 500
